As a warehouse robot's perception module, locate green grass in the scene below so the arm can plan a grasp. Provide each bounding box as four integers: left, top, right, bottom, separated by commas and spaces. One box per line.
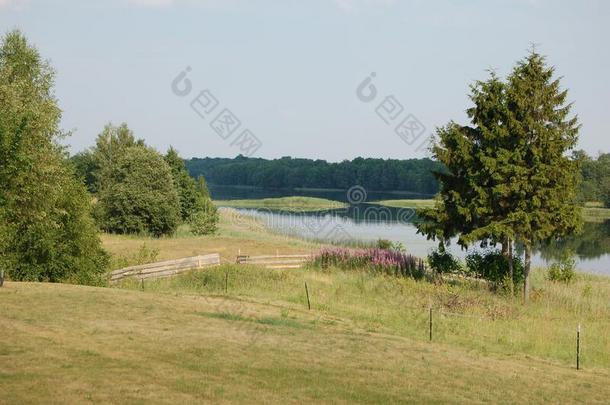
582, 207, 610, 222
374, 199, 436, 209
6, 203, 608, 403
214, 196, 347, 212
101, 208, 320, 268
2, 280, 610, 403
121, 263, 610, 371
376, 199, 610, 222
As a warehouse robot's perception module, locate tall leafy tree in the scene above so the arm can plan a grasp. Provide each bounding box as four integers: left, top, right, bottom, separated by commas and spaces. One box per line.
0, 30, 108, 284
164, 147, 218, 235
96, 146, 181, 237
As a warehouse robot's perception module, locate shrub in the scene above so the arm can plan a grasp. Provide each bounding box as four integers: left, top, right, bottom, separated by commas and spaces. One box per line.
96, 146, 181, 237
376, 239, 405, 252
427, 248, 462, 275
465, 250, 524, 290
190, 201, 219, 235
547, 255, 576, 283
311, 247, 426, 279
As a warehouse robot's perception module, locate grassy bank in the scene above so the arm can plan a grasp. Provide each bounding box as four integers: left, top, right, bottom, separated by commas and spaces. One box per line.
374, 199, 436, 209
2, 281, 610, 403
101, 208, 319, 268
214, 196, 346, 212
376, 199, 610, 222
119, 263, 610, 370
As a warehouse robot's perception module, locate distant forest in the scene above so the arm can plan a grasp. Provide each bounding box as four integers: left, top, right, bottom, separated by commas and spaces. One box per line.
185, 156, 444, 195
185, 153, 610, 204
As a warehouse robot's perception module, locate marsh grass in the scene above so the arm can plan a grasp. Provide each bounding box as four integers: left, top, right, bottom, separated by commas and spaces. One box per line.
214, 196, 347, 212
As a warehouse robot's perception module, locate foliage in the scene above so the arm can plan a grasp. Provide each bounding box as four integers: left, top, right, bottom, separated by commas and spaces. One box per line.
465, 250, 524, 289
197, 175, 211, 199
165, 147, 218, 234
427, 247, 462, 275
376, 239, 405, 252
189, 199, 219, 235
547, 254, 576, 284
0, 30, 108, 285
186, 155, 443, 195
311, 247, 426, 279
417, 51, 582, 299
96, 146, 181, 237
575, 151, 610, 207
110, 243, 159, 270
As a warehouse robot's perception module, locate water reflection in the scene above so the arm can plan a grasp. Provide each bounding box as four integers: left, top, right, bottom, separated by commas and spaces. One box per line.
223, 205, 610, 275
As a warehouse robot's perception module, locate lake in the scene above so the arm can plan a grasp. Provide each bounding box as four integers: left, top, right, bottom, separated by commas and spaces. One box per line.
210, 185, 610, 275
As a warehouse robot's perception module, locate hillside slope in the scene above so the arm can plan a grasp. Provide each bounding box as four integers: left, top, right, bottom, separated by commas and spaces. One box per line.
1, 282, 608, 404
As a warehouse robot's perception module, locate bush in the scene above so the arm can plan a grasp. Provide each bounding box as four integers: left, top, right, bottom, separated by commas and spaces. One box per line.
547, 255, 576, 283
96, 146, 181, 237
190, 201, 219, 235
376, 239, 405, 252
465, 250, 524, 290
427, 248, 462, 275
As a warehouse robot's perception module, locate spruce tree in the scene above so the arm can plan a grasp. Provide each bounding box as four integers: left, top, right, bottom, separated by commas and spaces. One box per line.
505, 51, 581, 300
418, 51, 581, 300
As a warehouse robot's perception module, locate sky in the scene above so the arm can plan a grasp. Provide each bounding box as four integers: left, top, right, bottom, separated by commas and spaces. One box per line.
1, 0, 609, 161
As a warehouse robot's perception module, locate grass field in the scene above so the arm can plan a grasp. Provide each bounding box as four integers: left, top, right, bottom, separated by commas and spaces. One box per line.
4, 205, 610, 403
214, 196, 347, 212
2, 280, 610, 404
101, 208, 319, 268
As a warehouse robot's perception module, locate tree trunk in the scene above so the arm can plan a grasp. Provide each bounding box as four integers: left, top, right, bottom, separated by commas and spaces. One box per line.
523, 244, 531, 302
508, 239, 514, 295
501, 238, 509, 257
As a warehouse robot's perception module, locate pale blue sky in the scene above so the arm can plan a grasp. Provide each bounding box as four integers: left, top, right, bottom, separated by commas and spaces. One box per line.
1, 0, 608, 161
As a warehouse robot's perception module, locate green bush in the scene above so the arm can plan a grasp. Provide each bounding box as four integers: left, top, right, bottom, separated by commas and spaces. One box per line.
376, 239, 405, 252
189, 201, 219, 236
547, 255, 576, 283
465, 250, 524, 289
96, 146, 181, 237
427, 248, 462, 275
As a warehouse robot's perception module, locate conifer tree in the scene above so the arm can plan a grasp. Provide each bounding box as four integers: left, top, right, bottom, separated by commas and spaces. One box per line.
504, 51, 581, 300
418, 51, 581, 300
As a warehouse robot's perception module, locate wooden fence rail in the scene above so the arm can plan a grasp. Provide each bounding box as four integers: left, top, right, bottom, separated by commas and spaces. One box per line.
110, 253, 220, 283
236, 254, 311, 269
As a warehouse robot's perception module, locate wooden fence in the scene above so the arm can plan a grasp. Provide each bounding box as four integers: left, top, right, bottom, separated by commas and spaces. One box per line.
236, 254, 311, 269
110, 253, 220, 283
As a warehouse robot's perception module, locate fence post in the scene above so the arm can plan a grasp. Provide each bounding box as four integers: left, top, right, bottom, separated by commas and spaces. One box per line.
577, 324, 581, 370
141, 278, 144, 291
429, 305, 433, 342
0, 269, 4, 287
305, 282, 311, 310
225, 270, 229, 294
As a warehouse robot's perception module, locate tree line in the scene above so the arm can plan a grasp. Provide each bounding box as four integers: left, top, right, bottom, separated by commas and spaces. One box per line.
575, 152, 610, 206
185, 156, 443, 195
186, 153, 609, 204
0, 31, 217, 285
71, 123, 218, 237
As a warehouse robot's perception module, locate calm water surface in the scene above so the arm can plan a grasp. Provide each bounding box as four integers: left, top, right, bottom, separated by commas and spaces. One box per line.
211, 186, 610, 275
